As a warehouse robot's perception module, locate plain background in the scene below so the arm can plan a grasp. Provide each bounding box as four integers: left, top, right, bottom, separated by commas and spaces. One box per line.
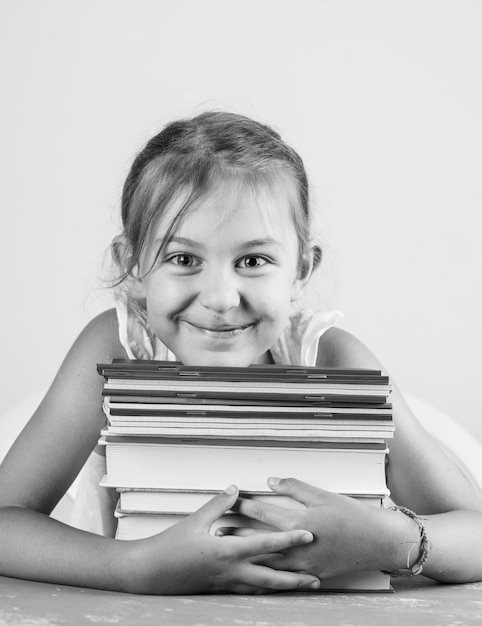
1, 0, 481, 441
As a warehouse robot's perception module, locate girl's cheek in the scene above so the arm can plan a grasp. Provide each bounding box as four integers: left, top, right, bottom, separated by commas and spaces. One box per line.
154, 282, 196, 312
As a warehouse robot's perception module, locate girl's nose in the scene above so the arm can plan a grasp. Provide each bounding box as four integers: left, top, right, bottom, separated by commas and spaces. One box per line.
198, 269, 241, 313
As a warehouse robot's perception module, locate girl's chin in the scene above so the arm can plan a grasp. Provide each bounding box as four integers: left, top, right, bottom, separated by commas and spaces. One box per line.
175, 349, 271, 368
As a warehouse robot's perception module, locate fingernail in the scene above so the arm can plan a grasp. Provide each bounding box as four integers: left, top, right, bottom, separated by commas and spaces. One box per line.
268, 476, 280, 486
224, 484, 238, 495
302, 532, 313, 543
310, 579, 320, 589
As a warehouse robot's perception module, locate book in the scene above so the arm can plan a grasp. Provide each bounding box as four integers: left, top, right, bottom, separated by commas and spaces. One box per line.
104, 397, 393, 416
114, 506, 269, 540
108, 485, 386, 515
99, 436, 389, 494
99, 360, 386, 378
114, 492, 384, 538
101, 380, 390, 396
317, 570, 391, 592
105, 394, 391, 407
103, 426, 392, 441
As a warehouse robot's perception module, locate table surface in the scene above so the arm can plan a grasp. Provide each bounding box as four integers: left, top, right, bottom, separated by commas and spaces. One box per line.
1, 575, 482, 626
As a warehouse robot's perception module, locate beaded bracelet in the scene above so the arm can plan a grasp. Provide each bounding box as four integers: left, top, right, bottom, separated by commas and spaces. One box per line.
382, 506, 433, 577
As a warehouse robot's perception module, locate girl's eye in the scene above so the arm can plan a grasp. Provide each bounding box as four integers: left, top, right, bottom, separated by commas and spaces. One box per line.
169, 254, 200, 267
237, 256, 268, 269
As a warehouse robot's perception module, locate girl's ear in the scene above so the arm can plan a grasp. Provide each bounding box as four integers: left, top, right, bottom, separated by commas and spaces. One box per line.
128, 275, 147, 299
111, 235, 148, 299
311, 244, 323, 271
291, 244, 322, 302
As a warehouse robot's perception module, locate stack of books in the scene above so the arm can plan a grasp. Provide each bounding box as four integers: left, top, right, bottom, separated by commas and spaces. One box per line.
97, 360, 394, 591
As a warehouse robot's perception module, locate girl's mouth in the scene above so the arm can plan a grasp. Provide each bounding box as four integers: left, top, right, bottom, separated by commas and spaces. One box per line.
181, 320, 256, 338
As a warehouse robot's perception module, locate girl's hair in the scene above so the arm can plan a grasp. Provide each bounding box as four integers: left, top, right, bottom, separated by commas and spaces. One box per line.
111, 111, 321, 286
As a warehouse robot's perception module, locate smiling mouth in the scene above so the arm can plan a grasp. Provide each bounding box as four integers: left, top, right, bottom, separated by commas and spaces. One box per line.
181, 320, 256, 338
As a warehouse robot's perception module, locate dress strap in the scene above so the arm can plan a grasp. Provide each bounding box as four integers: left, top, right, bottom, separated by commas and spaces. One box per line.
269, 308, 344, 366
116, 297, 176, 361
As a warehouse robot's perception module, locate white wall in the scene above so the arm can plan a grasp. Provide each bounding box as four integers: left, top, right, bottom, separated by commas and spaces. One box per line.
1, 0, 481, 440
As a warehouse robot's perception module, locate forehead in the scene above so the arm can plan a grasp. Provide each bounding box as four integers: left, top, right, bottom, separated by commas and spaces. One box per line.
153, 174, 300, 243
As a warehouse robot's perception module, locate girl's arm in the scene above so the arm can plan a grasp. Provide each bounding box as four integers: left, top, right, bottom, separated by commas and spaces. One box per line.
0, 310, 320, 594
233, 328, 482, 583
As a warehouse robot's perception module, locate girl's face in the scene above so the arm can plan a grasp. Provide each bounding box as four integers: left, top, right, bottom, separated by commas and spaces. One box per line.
134, 180, 309, 366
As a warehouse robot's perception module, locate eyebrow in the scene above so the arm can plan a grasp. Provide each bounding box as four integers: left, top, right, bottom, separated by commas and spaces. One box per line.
164, 236, 283, 250
242, 238, 282, 248
163, 236, 203, 249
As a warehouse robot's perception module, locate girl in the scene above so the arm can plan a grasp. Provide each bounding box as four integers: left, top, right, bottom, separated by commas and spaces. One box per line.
0, 111, 481, 594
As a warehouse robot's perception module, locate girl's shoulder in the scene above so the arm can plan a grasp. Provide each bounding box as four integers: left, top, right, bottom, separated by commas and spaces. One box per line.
74, 308, 127, 361
316, 327, 382, 369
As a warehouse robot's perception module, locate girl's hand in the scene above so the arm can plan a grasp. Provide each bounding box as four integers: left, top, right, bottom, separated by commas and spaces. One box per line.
225, 478, 404, 581
123, 484, 321, 594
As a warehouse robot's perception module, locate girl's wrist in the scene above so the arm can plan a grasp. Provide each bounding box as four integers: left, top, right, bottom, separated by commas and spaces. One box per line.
380, 506, 428, 575
113, 537, 153, 594
382, 506, 432, 577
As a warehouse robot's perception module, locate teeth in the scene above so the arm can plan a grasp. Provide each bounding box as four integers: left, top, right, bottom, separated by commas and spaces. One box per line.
205, 327, 244, 335
208, 327, 242, 332
199, 325, 250, 337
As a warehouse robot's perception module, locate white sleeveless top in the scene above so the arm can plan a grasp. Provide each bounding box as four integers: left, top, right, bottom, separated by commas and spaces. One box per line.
70, 302, 344, 536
